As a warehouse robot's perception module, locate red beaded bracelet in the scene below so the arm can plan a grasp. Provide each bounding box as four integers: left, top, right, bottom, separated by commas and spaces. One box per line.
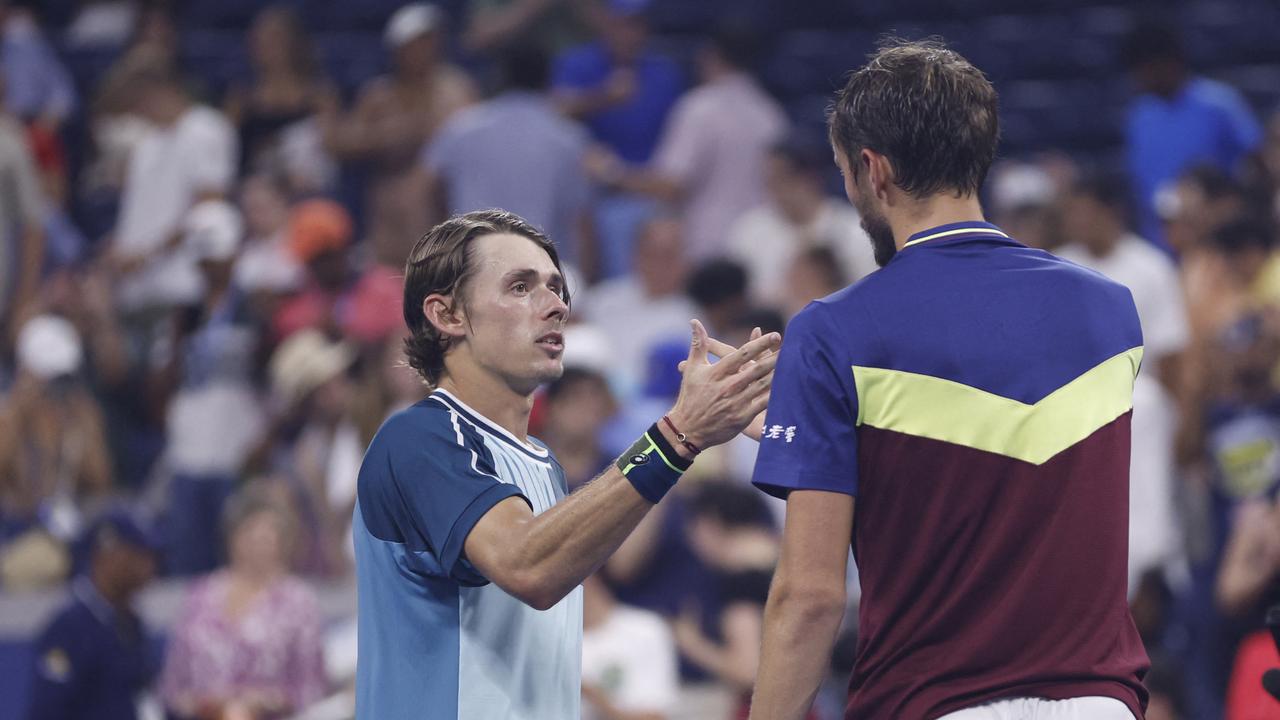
661, 415, 702, 456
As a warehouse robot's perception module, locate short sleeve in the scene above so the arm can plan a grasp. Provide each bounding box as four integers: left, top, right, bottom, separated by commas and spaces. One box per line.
388, 411, 528, 582
752, 304, 861, 498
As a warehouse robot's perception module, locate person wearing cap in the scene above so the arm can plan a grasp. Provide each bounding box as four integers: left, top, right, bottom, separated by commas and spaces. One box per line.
25, 510, 159, 720
0, 315, 113, 551
323, 2, 475, 261
157, 200, 266, 576
272, 198, 354, 341
264, 328, 362, 576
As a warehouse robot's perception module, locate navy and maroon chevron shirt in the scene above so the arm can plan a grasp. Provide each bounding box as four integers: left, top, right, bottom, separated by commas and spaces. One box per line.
753, 221, 1150, 720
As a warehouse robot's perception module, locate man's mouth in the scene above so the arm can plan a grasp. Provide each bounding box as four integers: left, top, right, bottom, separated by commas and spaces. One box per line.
536, 332, 564, 353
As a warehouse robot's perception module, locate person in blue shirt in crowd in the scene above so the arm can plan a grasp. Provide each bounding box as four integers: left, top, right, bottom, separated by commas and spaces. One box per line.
1122, 21, 1262, 253
553, 0, 683, 166
26, 510, 159, 720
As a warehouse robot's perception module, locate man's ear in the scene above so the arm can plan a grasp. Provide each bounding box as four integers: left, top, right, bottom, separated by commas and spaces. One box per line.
423, 294, 467, 340
862, 150, 895, 203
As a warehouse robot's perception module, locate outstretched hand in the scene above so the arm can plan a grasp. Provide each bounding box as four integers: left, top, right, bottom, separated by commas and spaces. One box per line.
668, 321, 780, 450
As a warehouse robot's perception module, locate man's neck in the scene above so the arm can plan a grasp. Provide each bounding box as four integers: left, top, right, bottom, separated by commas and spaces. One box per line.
437, 361, 535, 441
891, 193, 988, 249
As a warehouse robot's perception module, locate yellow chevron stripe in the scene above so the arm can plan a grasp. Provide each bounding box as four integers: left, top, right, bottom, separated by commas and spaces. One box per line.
852, 346, 1143, 465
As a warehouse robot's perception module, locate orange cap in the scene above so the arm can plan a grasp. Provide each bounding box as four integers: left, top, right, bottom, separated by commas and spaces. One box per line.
287, 199, 353, 264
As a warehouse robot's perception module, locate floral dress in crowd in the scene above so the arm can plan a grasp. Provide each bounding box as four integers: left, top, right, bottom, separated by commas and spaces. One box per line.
159, 571, 328, 719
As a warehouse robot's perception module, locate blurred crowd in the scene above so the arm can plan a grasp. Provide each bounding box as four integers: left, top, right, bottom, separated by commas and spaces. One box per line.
0, 1, 1278, 719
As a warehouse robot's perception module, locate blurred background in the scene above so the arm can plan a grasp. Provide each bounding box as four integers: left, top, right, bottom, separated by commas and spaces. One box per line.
0, 0, 1278, 719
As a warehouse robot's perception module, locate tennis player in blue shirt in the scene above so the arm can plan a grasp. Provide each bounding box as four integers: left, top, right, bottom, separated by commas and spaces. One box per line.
353, 208, 779, 720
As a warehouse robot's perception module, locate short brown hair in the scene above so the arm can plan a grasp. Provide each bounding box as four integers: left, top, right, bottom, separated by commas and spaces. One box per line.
828, 38, 999, 199
402, 209, 569, 386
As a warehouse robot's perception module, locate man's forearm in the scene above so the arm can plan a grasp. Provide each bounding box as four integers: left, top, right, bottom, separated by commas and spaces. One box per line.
749, 586, 845, 720
493, 422, 693, 609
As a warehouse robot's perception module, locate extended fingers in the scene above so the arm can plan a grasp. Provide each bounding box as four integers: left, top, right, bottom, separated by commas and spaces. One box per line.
716, 331, 781, 375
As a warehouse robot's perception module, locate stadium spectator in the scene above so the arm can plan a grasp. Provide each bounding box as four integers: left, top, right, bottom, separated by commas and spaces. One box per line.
325, 3, 475, 260
422, 40, 596, 273
0, 92, 45, 336
223, 5, 338, 179
272, 199, 354, 341
554, 0, 682, 166
676, 480, 780, 718
587, 23, 786, 261
1176, 308, 1280, 719
1, 1, 76, 130
541, 367, 617, 489
1123, 21, 1262, 251
24, 510, 159, 720
779, 246, 847, 321
727, 135, 874, 308
233, 173, 303, 299
0, 315, 113, 547
685, 259, 748, 338
463, 0, 596, 54
160, 487, 328, 720
108, 60, 237, 315
155, 201, 266, 576
987, 160, 1063, 251
583, 215, 695, 390
581, 573, 679, 720
266, 329, 360, 577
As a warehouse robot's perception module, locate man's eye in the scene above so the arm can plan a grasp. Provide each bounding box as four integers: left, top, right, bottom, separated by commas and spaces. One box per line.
513, 282, 528, 293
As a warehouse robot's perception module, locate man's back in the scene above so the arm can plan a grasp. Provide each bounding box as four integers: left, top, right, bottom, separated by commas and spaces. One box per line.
754, 222, 1149, 719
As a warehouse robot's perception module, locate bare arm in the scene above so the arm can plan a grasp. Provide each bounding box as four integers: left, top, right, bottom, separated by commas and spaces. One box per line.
749, 490, 853, 720
674, 602, 762, 692
463, 0, 557, 53
465, 321, 780, 609
1215, 500, 1280, 617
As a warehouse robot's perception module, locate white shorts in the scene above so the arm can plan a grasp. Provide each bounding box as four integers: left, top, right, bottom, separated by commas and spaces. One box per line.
936, 696, 1136, 720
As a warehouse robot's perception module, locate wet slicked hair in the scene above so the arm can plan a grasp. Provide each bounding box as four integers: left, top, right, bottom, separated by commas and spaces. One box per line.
828, 38, 1000, 199
402, 209, 569, 386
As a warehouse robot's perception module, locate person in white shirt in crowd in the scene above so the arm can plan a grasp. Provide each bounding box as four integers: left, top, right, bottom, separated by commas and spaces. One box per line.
233, 173, 304, 297
585, 215, 696, 392
727, 135, 874, 308
587, 23, 787, 261
581, 573, 678, 720
155, 201, 266, 576
108, 61, 237, 316
1056, 173, 1190, 592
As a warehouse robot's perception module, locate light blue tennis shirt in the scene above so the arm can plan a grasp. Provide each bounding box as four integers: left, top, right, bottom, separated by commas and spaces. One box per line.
354, 388, 583, 720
